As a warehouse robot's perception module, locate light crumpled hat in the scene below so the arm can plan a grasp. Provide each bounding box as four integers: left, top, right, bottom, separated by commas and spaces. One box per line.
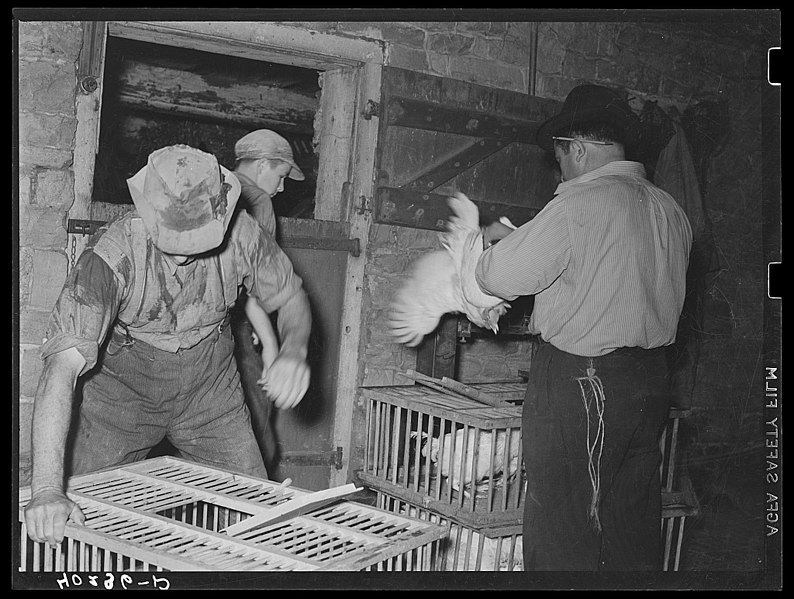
234, 129, 305, 181
127, 144, 241, 255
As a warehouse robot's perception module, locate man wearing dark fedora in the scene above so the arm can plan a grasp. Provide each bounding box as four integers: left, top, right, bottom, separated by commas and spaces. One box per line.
23, 144, 312, 547
475, 84, 693, 570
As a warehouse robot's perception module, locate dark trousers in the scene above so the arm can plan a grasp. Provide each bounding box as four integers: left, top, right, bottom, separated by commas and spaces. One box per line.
522, 342, 670, 571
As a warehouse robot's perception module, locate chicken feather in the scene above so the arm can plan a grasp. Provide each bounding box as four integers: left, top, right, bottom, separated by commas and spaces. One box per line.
387, 192, 510, 347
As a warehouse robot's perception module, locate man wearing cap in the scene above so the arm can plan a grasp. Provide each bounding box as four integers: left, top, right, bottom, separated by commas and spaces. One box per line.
230, 129, 306, 469
475, 85, 692, 570
233, 128, 305, 236
23, 144, 312, 546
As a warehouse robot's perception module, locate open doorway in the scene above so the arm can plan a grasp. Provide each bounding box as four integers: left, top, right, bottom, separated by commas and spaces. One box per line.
91, 36, 321, 222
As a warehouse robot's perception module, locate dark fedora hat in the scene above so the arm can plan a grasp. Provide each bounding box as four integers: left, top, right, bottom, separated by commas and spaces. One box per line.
536, 84, 641, 152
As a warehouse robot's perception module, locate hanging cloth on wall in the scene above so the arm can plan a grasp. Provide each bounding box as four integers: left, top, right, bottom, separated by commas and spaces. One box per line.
654, 112, 723, 410
655, 116, 710, 242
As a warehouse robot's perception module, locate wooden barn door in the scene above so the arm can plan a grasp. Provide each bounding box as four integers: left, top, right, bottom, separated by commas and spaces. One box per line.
62, 22, 384, 491
371, 67, 562, 377
269, 218, 358, 489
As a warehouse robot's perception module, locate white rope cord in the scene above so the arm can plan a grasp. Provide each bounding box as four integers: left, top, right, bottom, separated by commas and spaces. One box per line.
576, 358, 607, 533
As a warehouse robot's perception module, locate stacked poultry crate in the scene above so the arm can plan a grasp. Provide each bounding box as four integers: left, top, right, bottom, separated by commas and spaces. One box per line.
17, 456, 449, 572
361, 373, 699, 572
360, 376, 527, 571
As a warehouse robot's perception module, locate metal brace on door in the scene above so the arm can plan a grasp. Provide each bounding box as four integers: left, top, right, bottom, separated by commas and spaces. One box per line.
280, 447, 344, 470
67, 219, 105, 236
362, 99, 380, 120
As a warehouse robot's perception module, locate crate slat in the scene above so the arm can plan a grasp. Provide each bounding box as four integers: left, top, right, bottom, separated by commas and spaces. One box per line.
18, 456, 447, 572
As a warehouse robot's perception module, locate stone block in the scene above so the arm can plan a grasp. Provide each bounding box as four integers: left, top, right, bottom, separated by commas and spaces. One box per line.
455, 22, 491, 36
17, 21, 83, 61
487, 38, 531, 66
29, 250, 67, 311
19, 204, 68, 249
34, 168, 75, 210
561, 51, 598, 82
470, 37, 491, 60
427, 32, 475, 55
426, 51, 450, 77
18, 113, 78, 156
377, 22, 427, 49
18, 61, 77, 115
18, 146, 75, 170
18, 171, 32, 208
20, 346, 44, 398
18, 247, 33, 307
536, 34, 566, 75
19, 308, 52, 345
387, 44, 429, 73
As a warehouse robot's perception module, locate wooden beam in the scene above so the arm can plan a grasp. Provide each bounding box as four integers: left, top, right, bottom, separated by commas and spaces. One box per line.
108, 21, 384, 71
114, 58, 318, 134
386, 97, 540, 142
404, 138, 510, 192
374, 186, 540, 231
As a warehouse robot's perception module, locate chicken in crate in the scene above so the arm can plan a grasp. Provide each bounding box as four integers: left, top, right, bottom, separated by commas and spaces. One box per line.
359, 376, 526, 532
375, 490, 524, 572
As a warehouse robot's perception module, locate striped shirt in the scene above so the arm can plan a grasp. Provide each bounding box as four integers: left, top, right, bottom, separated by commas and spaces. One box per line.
475, 161, 692, 357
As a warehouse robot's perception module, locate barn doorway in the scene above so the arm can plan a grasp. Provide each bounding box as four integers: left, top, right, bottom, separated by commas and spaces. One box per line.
69, 22, 383, 490
91, 36, 321, 222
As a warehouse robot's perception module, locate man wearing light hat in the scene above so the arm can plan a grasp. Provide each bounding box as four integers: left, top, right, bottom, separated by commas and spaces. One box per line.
24, 144, 312, 547
230, 129, 306, 470
473, 85, 693, 570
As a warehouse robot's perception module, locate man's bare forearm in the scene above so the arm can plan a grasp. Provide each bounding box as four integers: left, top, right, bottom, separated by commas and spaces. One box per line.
30, 348, 85, 494
274, 290, 311, 359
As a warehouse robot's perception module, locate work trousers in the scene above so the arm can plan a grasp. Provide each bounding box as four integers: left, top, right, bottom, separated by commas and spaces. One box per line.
67, 324, 268, 479
522, 342, 670, 571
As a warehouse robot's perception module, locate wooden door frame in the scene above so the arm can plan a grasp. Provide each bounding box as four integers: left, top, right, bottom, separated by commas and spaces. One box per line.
69, 20, 384, 487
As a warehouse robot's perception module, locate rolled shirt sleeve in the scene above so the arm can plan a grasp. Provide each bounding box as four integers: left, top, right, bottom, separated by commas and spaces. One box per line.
232, 212, 304, 313
39, 250, 124, 373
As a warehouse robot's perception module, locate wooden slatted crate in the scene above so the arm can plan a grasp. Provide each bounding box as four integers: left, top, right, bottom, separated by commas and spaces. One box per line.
360, 384, 525, 530
364, 381, 700, 572
17, 456, 448, 572
374, 489, 523, 571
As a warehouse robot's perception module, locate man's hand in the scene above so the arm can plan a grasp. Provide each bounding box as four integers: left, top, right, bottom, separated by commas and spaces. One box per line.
482, 217, 518, 247
24, 487, 86, 546
259, 349, 310, 410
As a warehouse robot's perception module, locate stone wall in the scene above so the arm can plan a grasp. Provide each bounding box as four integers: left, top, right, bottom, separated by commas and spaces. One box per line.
17, 21, 83, 461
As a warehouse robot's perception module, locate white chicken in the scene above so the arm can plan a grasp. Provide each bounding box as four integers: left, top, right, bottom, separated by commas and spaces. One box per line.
414, 427, 522, 492
387, 192, 512, 347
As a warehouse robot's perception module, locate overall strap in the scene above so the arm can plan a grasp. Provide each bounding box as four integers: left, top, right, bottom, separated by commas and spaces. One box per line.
219, 239, 239, 306
117, 217, 149, 326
